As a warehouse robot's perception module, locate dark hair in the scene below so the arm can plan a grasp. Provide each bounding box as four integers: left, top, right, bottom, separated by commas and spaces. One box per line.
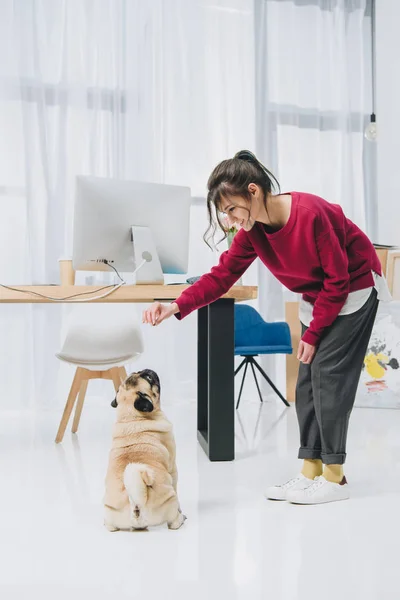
204, 150, 280, 248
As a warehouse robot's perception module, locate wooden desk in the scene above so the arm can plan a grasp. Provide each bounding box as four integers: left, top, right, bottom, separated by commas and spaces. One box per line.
0, 284, 256, 304
0, 284, 257, 461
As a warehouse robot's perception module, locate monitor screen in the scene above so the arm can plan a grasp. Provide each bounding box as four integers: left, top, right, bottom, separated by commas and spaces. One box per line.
73, 176, 191, 276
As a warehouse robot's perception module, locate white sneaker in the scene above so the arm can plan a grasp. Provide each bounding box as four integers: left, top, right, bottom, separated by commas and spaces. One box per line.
287, 475, 349, 505
265, 474, 315, 501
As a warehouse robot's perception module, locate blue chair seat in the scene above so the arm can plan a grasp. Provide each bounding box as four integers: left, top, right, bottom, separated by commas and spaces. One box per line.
234, 304, 293, 409
235, 345, 293, 356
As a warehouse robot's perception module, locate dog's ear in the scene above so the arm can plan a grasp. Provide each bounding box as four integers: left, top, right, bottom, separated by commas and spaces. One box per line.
111, 397, 118, 408
140, 369, 160, 392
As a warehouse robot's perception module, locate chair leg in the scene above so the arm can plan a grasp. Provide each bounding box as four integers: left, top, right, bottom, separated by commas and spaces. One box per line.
236, 359, 249, 410
110, 367, 123, 393
235, 357, 247, 376
71, 378, 89, 434
55, 367, 84, 443
249, 358, 264, 404
118, 366, 127, 382
252, 359, 290, 407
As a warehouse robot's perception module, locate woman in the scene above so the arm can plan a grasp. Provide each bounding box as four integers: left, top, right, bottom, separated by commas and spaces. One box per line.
142, 150, 389, 505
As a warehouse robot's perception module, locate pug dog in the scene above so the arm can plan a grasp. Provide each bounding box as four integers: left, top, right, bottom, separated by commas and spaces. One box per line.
104, 369, 186, 532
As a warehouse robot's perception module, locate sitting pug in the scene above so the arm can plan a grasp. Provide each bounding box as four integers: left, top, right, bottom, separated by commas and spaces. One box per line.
104, 369, 186, 532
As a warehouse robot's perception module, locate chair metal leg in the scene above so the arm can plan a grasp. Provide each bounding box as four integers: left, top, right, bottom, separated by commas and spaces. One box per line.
235, 357, 247, 376
252, 358, 291, 407
249, 358, 264, 403
236, 358, 249, 410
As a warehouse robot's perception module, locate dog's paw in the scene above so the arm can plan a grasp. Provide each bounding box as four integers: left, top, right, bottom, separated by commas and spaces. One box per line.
168, 512, 187, 530
104, 521, 119, 532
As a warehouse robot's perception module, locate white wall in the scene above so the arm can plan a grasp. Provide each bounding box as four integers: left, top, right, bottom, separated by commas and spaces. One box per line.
376, 0, 400, 246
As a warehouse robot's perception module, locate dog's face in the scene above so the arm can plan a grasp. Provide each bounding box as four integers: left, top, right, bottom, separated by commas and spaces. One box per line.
111, 369, 161, 418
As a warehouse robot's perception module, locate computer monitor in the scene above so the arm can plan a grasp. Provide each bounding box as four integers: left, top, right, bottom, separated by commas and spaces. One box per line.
72, 175, 191, 284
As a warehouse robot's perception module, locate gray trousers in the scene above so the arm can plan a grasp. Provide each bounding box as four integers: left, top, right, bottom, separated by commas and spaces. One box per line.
296, 289, 379, 465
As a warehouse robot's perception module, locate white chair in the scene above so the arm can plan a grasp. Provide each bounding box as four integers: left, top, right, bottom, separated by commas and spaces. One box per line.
55, 303, 144, 443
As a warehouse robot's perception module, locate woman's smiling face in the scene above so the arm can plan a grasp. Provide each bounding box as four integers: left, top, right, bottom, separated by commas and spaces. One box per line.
218, 184, 264, 232
218, 195, 253, 231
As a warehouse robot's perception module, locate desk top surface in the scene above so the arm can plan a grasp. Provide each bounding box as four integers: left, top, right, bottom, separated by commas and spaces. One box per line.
0, 284, 258, 304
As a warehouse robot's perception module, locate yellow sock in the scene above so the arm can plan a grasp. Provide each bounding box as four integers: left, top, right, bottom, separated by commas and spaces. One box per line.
323, 464, 344, 484
301, 459, 323, 480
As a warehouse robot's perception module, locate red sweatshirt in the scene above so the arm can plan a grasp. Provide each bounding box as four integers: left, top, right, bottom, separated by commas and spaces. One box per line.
174, 192, 381, 346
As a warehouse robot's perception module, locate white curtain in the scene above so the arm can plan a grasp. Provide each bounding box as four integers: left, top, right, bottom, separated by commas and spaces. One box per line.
0, 0, 256, 409
254, 0, 371, 391
0, 0, 371, 410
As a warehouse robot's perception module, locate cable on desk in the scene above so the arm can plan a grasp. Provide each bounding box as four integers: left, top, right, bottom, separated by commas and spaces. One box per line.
0, 261, 126, 302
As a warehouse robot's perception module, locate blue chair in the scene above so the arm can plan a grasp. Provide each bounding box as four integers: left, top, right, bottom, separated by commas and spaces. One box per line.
234, 304, 293, 409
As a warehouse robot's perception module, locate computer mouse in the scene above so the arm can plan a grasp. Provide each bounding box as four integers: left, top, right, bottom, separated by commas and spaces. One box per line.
186, 276, 201, 285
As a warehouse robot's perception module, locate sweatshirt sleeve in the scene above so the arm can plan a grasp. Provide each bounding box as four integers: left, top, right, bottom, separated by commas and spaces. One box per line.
174, 229, 257, 320
301, 225, 350, 346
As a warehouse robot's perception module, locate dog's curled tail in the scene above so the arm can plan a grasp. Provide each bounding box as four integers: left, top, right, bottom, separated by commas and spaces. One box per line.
123, 463, 154, 508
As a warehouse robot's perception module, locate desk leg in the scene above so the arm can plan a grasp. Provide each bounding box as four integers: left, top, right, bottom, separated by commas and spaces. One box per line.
197, 299, 235, 461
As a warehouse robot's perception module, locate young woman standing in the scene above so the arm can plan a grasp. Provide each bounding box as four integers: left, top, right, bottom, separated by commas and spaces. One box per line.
143, 150, 389, 504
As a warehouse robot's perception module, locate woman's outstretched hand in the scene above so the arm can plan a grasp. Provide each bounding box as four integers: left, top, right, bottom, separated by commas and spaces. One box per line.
142, 302, 179, 326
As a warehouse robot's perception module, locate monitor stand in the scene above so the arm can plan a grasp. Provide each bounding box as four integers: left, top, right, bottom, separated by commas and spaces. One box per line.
131, 226, 164, 285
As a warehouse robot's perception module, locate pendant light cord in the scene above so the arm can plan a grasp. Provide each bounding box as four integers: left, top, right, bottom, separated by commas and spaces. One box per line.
371, 0, 376, 117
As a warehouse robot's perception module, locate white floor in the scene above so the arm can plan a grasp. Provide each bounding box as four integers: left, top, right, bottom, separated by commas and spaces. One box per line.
1, 396, 400, 600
